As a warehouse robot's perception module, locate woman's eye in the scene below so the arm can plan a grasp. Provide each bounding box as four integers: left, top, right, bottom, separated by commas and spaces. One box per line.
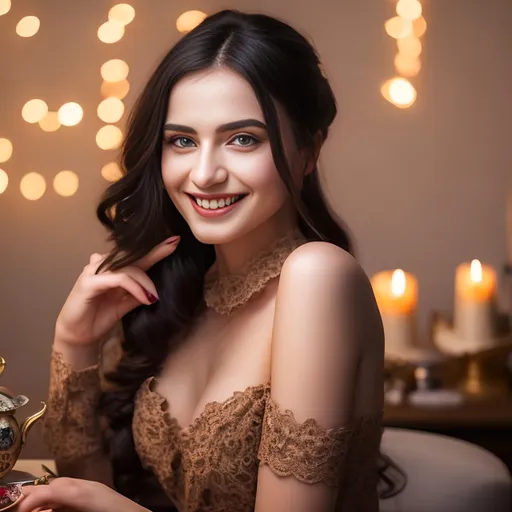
168, 136, 195, 148
231, 134, 258, 147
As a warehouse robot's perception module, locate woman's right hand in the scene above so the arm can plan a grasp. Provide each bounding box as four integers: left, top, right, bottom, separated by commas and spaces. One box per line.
54, 236, 180, 348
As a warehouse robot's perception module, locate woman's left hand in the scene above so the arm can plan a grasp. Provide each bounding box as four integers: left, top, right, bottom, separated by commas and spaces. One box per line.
17, 477, 150, 512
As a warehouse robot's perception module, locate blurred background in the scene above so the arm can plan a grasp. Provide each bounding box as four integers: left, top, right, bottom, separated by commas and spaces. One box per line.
0, 0, 511, 469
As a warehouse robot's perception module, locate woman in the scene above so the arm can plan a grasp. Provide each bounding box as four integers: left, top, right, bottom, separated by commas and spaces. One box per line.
19, 9, 388, 512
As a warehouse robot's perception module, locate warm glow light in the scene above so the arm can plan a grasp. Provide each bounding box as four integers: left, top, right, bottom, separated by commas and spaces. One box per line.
101, 161, 123, 182
97, 98, 125, 123
470, 259, 483, 283
0, 0, 11, 16
412, 16, 427, 38
16, 16, 40, 37
97, 20, 125, 43
176, 10, 207, 33
58, 102, 83, 126
53, 170, 79, 197
397, 35, 422, 58
396, 0, 422, 21
391, 269, 406, 297
20, 172, 46, 200
394, 53, 422, 77
101, 79, 130, 99
381, 78, 417, 108
22, 99, 48, 124
96, 126, 123, 150
39, 111, 61, 132
0, 138, 13, 163
0, 169, 8, 194
109, 3, 135, 25
384, 16, 412, 39
101, 59, 129, 82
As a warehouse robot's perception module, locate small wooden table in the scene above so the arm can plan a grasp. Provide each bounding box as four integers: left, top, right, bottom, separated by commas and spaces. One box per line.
384, 395, 512, 473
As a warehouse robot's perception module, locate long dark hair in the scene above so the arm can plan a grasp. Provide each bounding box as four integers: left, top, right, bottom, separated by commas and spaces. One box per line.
95, 9, 401, 509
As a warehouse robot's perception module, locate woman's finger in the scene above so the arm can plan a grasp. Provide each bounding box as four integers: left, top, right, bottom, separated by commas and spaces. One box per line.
119, 265, 159, 299
18, 485, 60, 512
134, 236, 180, 272
83, 272, 155, 306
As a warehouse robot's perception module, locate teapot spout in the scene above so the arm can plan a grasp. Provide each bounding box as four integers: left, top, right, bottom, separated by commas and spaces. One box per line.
21, 401, 47, 445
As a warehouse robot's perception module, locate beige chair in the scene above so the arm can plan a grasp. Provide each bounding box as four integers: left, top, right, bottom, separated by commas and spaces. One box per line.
379, 428, 512, 512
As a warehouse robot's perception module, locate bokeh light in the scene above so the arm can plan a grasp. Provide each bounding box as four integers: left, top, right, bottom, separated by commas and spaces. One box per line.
397, 35, 422, 58
0, 138, 13, 163
100, 79, 130, 99
22, 99, 48, 124
58, 102, 84, 126
109, 3, 135, 26
39, 111, 61, 132
412, 16, 427, 38
0, 169, 8, 194
0, 0, 11, 16
176, 10, 207, 33
20, 172, 46, 200
97, 98, 125, 123
97, 20, 125, 43
101, 59, 129, 82
96, 126, 123, 150
101, 161, 123, 182
394, 53, 422, 77
53, 170, 79, 197
384, 17, 412, 39
16, 16, 40, 37
381, 77, 417, 108
396, 0, 422, 21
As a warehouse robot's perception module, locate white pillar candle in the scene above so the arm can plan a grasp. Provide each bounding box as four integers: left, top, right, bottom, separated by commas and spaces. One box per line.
454, 259, 498, 344
371, 269, 419, 358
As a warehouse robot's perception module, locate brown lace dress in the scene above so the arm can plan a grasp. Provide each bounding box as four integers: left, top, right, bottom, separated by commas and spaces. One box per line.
43, 229, 383, 511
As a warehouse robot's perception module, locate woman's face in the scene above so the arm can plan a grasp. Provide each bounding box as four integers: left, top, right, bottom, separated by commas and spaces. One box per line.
161, 67, 302, 245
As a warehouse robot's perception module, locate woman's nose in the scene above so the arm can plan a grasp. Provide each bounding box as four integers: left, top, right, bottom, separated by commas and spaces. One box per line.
189, 150, 228, 188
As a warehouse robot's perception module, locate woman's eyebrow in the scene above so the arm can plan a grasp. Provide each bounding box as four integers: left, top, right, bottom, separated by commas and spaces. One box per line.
163, 118, 267, 134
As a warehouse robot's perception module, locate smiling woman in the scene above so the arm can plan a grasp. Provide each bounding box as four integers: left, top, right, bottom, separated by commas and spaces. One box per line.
31, 8, 404, 512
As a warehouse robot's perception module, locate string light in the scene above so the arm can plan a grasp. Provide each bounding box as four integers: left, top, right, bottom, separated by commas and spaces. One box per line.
58, 102, 83, 126
0, 0, 11, 16
20, 172, 46, 200
2, 4, 136, 200
53, 170, 79, 197
0, 138, 13, 163
382, 0, 426, 108
176, 10, 207, 33
0, 169, 8, 194
16, 16, 40, 37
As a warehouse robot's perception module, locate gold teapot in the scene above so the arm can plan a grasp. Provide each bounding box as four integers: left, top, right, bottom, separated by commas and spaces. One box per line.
0, 357, 47, 480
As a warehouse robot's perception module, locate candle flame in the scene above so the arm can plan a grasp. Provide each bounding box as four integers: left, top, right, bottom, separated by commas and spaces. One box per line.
391, 269, 406, 297
470, 259, 482, 283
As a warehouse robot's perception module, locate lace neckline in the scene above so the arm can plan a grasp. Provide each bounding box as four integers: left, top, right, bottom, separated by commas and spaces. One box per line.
203, 227, 307, 316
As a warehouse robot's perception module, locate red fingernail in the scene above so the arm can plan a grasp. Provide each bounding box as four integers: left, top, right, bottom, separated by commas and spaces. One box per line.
146, 291, 158, 303
165, 236, 180, 244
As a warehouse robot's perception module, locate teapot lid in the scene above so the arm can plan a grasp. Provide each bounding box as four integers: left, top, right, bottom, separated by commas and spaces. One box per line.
0, 392, 29, 412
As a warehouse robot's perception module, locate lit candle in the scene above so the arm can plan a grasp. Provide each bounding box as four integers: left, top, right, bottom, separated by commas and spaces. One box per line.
454, 259, 498, 343
371, 269, 419, 358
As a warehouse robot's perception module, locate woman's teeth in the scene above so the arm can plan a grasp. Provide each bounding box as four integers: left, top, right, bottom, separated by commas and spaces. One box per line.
194, 195, 243, 210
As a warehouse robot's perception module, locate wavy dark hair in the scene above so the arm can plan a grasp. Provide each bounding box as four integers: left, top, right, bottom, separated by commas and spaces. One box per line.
94, 9, 404, 510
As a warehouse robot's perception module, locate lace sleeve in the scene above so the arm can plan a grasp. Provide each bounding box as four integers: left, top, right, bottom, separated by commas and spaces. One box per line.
42, 349, 103, 460
258, 396, 352, 487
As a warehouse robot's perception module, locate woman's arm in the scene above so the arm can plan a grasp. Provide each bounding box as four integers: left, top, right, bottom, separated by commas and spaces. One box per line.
43, 325, 123, 486
255, 242, 383, 512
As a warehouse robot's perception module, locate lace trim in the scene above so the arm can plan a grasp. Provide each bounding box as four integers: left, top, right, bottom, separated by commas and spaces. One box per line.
258, 396, 383, 488
204, 227, 307, 315
42, 350, 103, 460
